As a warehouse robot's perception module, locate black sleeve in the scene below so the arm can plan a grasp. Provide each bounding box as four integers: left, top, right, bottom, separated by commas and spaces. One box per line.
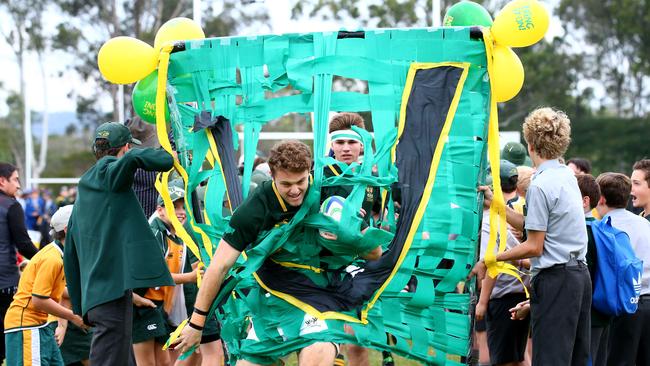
222, 195, 266, 252
7, 202, 38, 258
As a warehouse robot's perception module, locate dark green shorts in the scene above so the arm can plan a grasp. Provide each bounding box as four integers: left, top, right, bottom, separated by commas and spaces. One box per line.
132, 303, 169, 344
5, 325, 64, 366
48, 322, 92, 365
199, 312, 220, 336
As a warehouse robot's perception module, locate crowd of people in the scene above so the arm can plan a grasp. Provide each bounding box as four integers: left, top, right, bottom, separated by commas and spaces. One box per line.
0, 107, 649, 366
13, 186, 77, 248
472, 108, 650, 366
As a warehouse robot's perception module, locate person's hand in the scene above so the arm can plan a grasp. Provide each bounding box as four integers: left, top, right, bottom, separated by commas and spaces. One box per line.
70, 315, 90, 331
133, 294, 157, 308
359, 208, 367, 218
468, 260, 486, 281
512, 228, 524, 242
475, 301, 488, 321
171, 323, 202, 354
478, 185, 493, 209
509, 300, 530, 320
55, 323, 67, 346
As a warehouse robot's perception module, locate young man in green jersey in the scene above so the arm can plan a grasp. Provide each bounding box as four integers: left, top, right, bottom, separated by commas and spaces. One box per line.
173, 140, 383, 365
323, 113, 384, 366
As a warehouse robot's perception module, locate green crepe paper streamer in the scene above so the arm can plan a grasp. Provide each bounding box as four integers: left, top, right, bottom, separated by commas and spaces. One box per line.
162, 27, 492, 365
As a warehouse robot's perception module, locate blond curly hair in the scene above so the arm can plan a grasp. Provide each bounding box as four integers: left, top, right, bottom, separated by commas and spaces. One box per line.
522, 107, 571, 160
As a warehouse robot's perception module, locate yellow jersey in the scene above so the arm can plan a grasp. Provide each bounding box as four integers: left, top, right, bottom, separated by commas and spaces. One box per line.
4, 242, 66, 332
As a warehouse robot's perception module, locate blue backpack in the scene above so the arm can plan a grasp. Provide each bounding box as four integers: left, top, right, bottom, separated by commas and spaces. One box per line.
588, 216, 643, 316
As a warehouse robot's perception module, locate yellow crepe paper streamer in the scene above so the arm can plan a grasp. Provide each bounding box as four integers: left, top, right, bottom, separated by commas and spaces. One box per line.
482, 29, 529, 298
162, 318, 188, 351
155, 44, 212, 282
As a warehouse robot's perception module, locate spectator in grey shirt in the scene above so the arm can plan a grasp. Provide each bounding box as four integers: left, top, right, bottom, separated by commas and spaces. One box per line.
477, 107, 591, 366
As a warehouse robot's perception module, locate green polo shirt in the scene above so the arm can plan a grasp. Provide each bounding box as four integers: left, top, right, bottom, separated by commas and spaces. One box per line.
223, 180, 301, 252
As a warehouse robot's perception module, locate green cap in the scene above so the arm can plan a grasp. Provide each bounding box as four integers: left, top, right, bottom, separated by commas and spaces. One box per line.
94, 122, 142, 148
157, 179, 185, 206
501, 142, 527, 166
499, 159, 519, 179
485, 174, 493, 188
524, 156, 533, 167
485, 159, 518, 189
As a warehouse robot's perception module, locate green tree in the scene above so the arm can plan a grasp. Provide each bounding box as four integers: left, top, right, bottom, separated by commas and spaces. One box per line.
567, 116, 650, 174
292, 0, 436, 27
291, 0, 586, 129
0, 0, 50, 183
498, 38, 591, 129
0, 92, 24, 166
558, 0, 650, 117
52, 0, 268, 128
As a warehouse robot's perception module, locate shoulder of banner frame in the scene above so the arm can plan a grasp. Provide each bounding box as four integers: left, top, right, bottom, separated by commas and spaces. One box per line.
158, 27, 501, 364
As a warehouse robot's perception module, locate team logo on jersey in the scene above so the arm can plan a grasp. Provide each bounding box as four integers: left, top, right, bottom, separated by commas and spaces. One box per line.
147, 324, 157, 331
365, 187, 374, 201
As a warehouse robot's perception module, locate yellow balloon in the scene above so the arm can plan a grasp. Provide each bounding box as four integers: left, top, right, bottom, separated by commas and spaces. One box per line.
154, 17, 205, 50
492, 45, 524, 102
97, 37, 158, 85
491, 0, 549, 48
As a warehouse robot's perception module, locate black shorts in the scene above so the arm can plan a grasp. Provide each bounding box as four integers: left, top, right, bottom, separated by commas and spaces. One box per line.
201, 327, 221, 344
486, 293, 530, 364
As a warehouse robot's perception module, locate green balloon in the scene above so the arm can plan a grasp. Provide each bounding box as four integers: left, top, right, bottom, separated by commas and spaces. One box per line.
132, 70, 170, 124
443, 1, 493, 27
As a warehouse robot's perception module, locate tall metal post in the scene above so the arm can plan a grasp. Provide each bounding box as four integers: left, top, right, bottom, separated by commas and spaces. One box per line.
433, 0, 442, 27
194, 0, 202, 26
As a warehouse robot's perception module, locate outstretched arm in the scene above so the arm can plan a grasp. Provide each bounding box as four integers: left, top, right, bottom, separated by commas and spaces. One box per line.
171, 239, 241, 354
106, 148, 174, 191
32, 296, 86, 329
496, 230, 546, 261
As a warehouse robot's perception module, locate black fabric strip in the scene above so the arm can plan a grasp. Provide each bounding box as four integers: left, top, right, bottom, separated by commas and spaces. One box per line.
209, 116, 244, 210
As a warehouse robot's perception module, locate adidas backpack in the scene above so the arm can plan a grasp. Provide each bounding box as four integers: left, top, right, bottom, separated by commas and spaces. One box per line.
588, 216, 643, 316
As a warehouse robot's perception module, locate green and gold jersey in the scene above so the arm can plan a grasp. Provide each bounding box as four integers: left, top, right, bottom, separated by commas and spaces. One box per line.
223, 180, 302, 252
5, 242, 66, 332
